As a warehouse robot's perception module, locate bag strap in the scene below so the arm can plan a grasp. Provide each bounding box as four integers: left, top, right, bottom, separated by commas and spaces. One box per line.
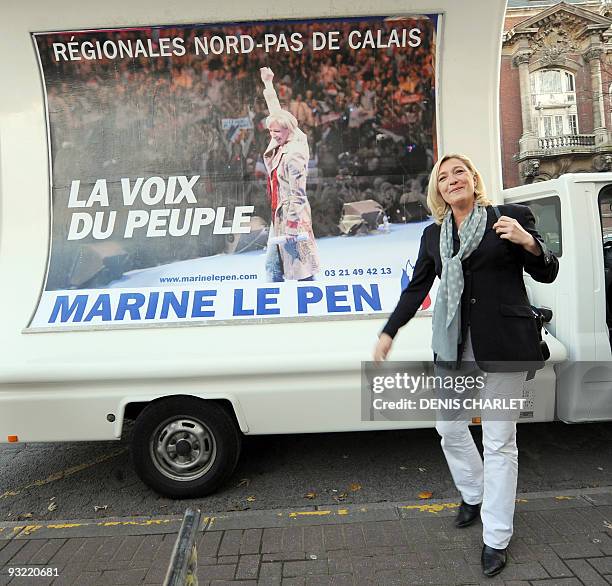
492, 205, 501, 220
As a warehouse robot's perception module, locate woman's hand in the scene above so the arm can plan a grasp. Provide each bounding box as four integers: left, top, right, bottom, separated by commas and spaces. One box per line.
373, 333, 393, 363
493, 215, 541, 256
260, 67, 274, 83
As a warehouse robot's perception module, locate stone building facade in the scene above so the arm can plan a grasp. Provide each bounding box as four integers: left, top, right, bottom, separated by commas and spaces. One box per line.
501, 0, 612, 186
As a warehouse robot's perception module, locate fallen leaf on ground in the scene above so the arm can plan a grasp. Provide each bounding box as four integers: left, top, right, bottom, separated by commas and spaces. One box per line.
417, 491, 433, 499
94, 505, 108, 512
418, 467, 427, 472
47, 502, 57, 512
304, 492, 317, 500
348, 483, 361, 492
236, 478, 250, 488
246, 496, 256, 502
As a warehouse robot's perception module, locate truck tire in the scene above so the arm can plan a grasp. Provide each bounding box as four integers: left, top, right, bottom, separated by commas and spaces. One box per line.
131, 397, 241, 498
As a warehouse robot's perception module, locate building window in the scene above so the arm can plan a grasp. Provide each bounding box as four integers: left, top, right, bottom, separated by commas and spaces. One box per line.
530, 69, 578, 137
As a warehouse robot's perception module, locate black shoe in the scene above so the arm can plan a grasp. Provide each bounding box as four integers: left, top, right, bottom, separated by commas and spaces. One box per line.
454, 500, 481, 528
481, 544, 507, 577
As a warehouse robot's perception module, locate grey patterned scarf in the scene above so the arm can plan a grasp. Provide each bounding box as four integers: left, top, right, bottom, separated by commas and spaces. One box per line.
432, 204, 488, 364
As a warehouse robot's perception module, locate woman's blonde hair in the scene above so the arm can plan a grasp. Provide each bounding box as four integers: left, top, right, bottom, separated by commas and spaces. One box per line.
426, 153, 492, 224
265, 110, 298, 133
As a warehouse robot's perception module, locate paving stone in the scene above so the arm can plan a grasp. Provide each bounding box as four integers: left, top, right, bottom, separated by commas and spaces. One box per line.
492, 561, 549, 581
566, 558, 609, 585
131, 533, 164, 565
327, 550, 353, 574
329, 575, 353, 586
197, 563, 237, 581
259, 562, 282, 579
262, 528, 283, 553
282, 527, 304, 553
322, 525, 345, 551
236, 554, 261, 580
62, 571, 103, 586
256, 578, 281, 586
85, 535, 126, 571
219, 530, 244, 557
341, 524, 366, 550
143, 561, 169, 584
199, 531, 224, 557
530, 544, 574, 578
99, 567, 148, 584
5, 538, 48, 565
262, 551, 305, 562
589, 557, 612, 575
240, 529, 263, 555
304, 576, 332, 586
531, 578, 582, 586
283, 560, 329, 577
0, 540, 27, 565
303, 526, 324, 553
551, 542, 606, 559
209, 581, 257, 585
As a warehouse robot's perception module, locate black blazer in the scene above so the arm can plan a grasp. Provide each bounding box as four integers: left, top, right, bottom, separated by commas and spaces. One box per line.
382, 204, 559, 372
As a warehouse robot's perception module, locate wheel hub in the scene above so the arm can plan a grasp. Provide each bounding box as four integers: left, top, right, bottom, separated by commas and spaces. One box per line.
175, 438, 192, 457
150, 418, 217, 482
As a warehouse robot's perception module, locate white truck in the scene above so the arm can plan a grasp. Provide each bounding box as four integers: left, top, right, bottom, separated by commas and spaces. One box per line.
1, 0, 609, 498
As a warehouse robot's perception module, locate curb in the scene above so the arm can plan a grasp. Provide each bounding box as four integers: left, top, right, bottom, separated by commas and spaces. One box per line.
1, 486, 611, 540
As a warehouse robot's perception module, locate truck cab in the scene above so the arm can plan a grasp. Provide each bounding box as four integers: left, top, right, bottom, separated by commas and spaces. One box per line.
505, 173, 612, 422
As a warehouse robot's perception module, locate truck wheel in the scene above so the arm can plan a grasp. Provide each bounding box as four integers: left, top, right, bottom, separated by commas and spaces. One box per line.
132, 397, 241, 498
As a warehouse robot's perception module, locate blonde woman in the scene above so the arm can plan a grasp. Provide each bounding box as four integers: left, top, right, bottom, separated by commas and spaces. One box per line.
373, 154, 558, 576
260, 67, 319, 282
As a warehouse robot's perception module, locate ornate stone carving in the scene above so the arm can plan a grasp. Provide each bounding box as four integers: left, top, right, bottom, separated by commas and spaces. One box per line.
593, 154, 612, 171
585, 47, 604, 62
521, 158, 541, 179
600, 0, 612, 18
512, 52, 532, 67
530, 13, 584, 65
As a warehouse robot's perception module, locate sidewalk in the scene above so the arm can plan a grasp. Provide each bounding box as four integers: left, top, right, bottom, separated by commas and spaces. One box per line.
1, 487, 612, 586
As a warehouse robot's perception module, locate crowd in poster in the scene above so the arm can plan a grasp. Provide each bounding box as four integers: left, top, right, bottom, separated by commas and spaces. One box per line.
30, 14, 438, 328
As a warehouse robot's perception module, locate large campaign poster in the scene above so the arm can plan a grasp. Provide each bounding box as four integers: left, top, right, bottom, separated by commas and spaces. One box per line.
31, 15, 438, 329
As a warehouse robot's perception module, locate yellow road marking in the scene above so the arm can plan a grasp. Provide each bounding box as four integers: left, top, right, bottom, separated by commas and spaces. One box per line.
400, 503, 461, 514
555, 496, 574, 500
0, 448, 128, 500
97, 520, 172, 527
289, 511, 332, 517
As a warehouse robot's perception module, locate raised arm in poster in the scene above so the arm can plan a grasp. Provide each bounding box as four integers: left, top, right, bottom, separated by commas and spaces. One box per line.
31, 15, 438, 329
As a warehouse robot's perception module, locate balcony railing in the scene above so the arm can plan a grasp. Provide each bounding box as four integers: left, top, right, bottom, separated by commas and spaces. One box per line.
538, 134, 595, 150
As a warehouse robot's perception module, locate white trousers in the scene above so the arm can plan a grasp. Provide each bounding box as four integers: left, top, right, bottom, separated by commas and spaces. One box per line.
435, 331, 526, 549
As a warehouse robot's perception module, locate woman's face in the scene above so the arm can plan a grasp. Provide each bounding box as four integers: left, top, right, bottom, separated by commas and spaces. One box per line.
268, 120, 291, 145
437, 158, 476, 208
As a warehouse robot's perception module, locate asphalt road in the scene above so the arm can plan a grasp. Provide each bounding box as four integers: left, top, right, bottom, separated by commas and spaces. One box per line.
1, 421, 611, 522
